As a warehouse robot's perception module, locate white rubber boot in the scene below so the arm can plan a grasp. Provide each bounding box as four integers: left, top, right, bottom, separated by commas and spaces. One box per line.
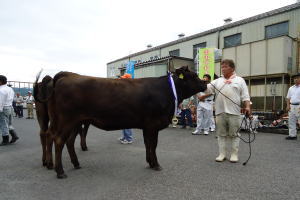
215, 136, 226, 162
230, 137, 240, 163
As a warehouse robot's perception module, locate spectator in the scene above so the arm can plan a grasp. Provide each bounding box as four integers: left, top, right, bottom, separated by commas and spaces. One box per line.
15, 93, 24, 118
8, 101, 19, 143
118, 73, 134, 144
179, 96, 194, 129
192, 74, 214, 135
0, 75, 19, 145
7, 84, 17, 117
285, 73, 300, 140
25, 91, 34, 119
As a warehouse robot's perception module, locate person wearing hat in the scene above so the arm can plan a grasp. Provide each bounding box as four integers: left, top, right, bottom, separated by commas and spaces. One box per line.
118, 73, 134, 144
0, 75, 19, 145
285, 73, 300, 140
25, 91, 35, 119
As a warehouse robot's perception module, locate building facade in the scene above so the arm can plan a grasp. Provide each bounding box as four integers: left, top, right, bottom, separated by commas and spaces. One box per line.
107, 3, 300, 111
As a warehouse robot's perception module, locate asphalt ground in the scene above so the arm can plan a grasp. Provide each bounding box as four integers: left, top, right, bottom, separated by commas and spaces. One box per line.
0, 113, 300, 200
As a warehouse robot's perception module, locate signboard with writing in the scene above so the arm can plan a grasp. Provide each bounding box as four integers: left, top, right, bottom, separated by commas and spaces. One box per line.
198, 48, 215, 80
126, 61, 136, 79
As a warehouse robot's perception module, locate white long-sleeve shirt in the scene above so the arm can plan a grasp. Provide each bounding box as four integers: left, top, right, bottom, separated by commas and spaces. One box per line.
206, 75, 250, 116
0, 84, 15, 112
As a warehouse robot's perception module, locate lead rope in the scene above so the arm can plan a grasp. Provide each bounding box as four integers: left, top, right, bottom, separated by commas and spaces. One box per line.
210, 82, 256, 165
167, 72, 178, 125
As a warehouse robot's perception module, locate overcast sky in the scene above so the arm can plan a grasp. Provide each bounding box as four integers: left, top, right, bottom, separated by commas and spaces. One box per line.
0, 0, 297, 82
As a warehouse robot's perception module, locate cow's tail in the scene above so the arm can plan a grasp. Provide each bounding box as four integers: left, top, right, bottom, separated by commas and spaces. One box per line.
33, 69, 43, 102
33, 69, 54, 103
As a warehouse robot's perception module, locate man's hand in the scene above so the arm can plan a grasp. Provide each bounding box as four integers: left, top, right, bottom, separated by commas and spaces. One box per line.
198, 95, 206, 101
286, 98, 291, 112
243, 101, 251, 117
243, 107, 251, 117
286, 105, 290, 112
198, 94, 212, 102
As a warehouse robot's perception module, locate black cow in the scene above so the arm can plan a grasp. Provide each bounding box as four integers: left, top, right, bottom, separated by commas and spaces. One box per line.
34, 66, 207, 178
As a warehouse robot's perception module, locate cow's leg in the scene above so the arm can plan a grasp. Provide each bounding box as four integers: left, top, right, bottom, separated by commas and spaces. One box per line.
54, 135, 67, 179
40, 130, 47, 166
45, 131, 54, 170
149, 130, 162, 171
142, 130, 151, 165
80, 123, 89, 151
66, 131, 81, 169
143, 129, 161, 170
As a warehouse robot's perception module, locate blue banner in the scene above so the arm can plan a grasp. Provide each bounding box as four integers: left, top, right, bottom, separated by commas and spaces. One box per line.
126, 61, 136, 79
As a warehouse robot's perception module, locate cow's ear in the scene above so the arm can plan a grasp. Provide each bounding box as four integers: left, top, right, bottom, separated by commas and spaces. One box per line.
182, 66, 189, 72
175, 66, 190, 79
175, 68, 183, 76
175, 68, 185, 79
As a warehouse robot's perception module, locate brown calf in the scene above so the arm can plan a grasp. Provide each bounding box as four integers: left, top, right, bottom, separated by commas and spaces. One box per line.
35, 79, 90, 170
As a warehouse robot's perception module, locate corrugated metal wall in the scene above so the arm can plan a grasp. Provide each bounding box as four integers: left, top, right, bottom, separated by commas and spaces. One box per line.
135, 64, 167, 78
222, 36, 294, 76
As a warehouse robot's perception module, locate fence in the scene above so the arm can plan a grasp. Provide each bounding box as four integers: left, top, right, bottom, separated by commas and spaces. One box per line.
7, 81, 34, 96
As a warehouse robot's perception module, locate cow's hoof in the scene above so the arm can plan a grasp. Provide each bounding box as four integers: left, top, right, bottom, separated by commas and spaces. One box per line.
81, 146, 88, 151
74, 165, 81, 170
42, 161, 47, 167
47, 164, 54, 170
152, 165, 163, 171
57, 173, 68, 179
148, 164, 162, 171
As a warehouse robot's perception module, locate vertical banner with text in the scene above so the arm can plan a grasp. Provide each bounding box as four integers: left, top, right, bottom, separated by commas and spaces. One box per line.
126, 61, 136, 79
198, 48, 215, 80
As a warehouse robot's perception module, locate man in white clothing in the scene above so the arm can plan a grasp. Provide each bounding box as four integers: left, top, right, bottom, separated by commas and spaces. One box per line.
285, 73, 300, 140
0, 75, 19, 145
25, 91, 35, 119
206, 59, 251, 163
15, 93, 24, 118
192, 74, 214, 135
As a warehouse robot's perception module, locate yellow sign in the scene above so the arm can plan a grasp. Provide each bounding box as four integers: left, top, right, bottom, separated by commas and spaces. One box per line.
198, 48, 215, 80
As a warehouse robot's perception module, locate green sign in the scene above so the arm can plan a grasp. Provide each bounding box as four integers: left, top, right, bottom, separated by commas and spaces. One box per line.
198, 48, 215, 80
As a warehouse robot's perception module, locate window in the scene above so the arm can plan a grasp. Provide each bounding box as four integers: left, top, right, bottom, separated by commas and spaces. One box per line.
169, 49, 180, 57
266, 96, 282, 111
251, 97, 264, 111
224, 33, 241, 48
193, 42, 206, 61
265, 21, 288, 39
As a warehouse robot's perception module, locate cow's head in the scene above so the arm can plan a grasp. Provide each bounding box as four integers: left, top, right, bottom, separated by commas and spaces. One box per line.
174, 66, 207, 100
33, 75, 53, 103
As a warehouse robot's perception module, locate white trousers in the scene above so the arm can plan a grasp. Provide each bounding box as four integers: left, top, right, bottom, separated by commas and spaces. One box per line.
195, 106, 213, 132
288, 105, 300, 137
210, 115, 215, 130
